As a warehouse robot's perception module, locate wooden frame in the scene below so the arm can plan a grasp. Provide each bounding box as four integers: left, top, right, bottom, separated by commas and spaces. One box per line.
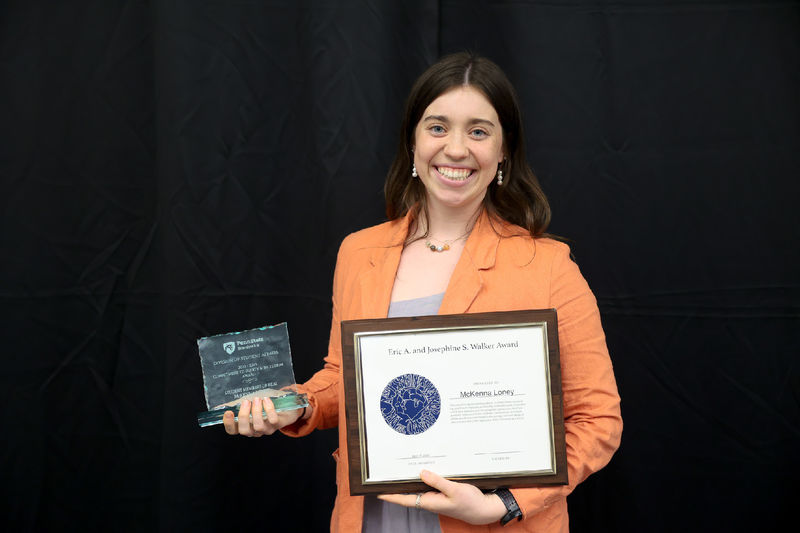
341, 309, 567, 495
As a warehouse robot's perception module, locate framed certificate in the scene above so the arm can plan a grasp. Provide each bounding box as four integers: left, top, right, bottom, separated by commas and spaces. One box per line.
341, 309, 567, 495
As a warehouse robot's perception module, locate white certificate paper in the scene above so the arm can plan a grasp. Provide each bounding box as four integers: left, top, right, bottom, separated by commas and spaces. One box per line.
354, 323, 556, 484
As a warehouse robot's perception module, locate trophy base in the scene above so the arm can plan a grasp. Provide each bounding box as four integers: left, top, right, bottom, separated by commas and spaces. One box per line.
197, 392, 309, 427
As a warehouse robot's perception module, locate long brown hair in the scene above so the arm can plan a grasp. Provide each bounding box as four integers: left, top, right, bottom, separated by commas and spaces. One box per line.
384, 52, 551, 239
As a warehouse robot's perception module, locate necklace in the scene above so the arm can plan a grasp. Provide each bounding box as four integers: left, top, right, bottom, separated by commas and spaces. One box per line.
424, 230, 471, 252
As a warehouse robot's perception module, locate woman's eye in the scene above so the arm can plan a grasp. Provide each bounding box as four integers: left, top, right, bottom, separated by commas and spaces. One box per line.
429, 125, 446, 134
471, 129, 488, 138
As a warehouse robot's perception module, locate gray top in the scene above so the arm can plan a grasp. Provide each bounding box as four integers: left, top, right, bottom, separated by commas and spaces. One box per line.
385, 292, 445, 318
361, 292, 445, 533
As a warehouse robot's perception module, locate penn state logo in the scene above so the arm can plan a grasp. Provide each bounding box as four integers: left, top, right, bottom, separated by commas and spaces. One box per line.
380, 373, 440, 435
223, 342, 236, 355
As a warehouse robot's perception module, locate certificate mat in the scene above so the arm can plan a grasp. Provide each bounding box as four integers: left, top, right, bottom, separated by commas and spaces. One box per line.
341, 309, 567, 495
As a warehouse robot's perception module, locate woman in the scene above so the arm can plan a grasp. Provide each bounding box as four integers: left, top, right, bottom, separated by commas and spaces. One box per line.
224, 52, 622, 532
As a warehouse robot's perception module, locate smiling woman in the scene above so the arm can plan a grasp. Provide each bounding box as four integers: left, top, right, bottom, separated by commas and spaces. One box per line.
384, 53, 552, 245
223, 52, 622, 533
412, 86, 505, 215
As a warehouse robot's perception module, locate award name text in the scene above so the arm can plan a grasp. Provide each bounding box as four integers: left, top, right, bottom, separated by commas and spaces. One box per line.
213, 350, 280, 365
387, 340, 519, 356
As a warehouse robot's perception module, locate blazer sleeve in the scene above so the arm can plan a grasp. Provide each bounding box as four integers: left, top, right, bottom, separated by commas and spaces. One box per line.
280, 239, 350, 437
510, 244, 623, 518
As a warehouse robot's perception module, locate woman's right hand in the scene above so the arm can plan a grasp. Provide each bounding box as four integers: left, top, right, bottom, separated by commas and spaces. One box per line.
222, 396, 307, 437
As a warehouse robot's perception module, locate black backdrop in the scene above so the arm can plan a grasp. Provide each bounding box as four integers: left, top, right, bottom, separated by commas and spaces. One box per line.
2, 1, 798, 532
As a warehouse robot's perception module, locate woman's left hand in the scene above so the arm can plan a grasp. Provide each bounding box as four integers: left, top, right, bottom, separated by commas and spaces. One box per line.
377, 470, 508, 525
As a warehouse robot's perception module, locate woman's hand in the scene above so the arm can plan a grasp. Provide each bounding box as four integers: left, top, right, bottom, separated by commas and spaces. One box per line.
222, 397, 306, 437
377, 470, 508, 525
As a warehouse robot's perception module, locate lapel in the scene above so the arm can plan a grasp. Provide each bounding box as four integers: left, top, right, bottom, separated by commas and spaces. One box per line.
439, 210, 500, 315
357, 216, 409, 319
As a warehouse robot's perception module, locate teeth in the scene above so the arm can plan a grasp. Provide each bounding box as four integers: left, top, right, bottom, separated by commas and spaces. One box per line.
437, 167, 472, 180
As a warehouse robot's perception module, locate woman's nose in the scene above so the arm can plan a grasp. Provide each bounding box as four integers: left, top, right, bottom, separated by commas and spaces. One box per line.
443, 136, 468, 159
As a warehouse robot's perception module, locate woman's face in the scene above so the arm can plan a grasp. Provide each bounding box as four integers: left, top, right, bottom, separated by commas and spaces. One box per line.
412, 85, 505, 214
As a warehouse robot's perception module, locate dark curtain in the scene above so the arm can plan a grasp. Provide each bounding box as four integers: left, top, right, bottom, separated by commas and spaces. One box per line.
1, 1, 797, 532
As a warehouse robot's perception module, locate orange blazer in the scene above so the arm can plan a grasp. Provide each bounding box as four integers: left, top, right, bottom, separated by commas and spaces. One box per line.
283, 211, 622, 533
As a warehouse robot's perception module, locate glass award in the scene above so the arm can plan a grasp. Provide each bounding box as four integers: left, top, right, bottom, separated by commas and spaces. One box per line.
196, 322, 308, 427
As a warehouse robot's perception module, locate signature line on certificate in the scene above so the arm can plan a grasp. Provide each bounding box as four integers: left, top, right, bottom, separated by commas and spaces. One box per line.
473, 451, 522, 455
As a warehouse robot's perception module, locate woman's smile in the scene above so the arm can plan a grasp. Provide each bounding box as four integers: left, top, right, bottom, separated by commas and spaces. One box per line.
434, 165, 475, 182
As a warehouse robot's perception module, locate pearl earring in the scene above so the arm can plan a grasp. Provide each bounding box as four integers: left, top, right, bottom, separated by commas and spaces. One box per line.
496, 169, 503, 185
412, 164, 417, 178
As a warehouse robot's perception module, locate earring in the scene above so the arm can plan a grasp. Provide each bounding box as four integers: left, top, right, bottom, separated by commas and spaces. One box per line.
412, 164, 417, 178
496, 169, 503, 185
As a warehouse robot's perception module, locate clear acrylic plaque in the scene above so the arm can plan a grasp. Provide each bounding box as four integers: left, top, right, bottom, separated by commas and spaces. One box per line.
196, 322, 308, 427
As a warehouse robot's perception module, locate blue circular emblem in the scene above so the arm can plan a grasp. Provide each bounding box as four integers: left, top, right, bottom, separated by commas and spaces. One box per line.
380, 373, 441, 435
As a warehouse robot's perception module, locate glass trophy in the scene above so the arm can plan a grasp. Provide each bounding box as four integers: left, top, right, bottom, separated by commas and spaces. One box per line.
196, 322, 309, 427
